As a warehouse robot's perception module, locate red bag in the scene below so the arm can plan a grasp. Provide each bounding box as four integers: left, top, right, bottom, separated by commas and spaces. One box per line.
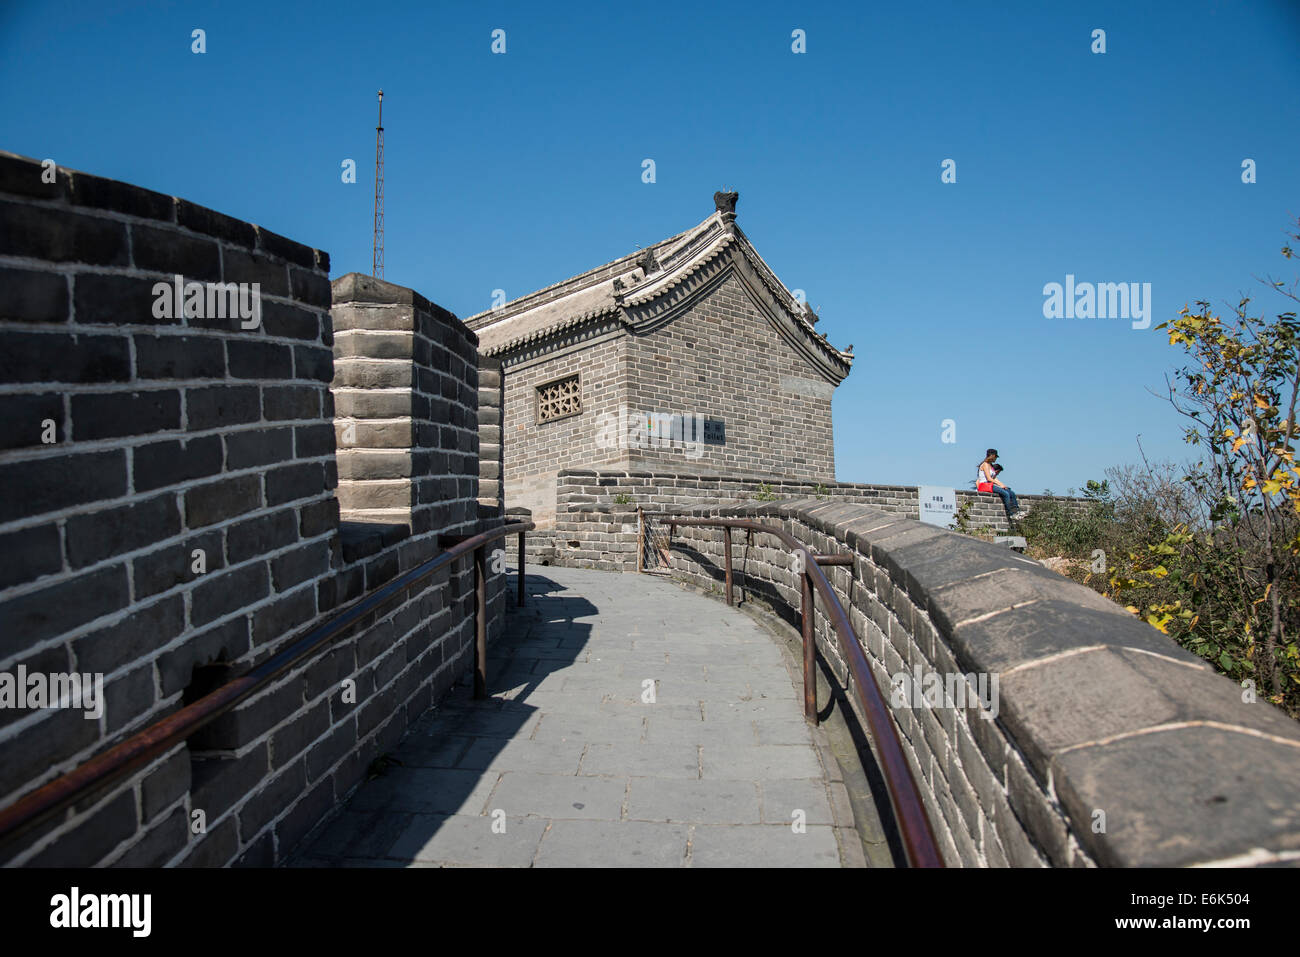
976, 482, 994, 493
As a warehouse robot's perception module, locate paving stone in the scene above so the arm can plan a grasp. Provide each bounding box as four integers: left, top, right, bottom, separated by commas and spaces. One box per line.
627, 778, 761, 824
579, 742, 700, 779
307, 810, 413, 860
536, 820, 689, 867
387, 813, 547, 866
501, 689, 607, 714
488, 771, 628, 821
394, 735, 476, 768
701, 744, 825, 780
424, 708, 541, 739
599, 699, 704, 721
458, 738, 585, 775
689, 824, 840, 867
531, 713, 646, 745
760, 779, 835, 825
642, 716, 756, 747
754, 721, 815, 746
346, 767, 500, 816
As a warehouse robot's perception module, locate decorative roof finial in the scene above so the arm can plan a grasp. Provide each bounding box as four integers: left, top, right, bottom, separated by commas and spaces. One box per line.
713, 190, 738, 221
637, 245, 660, 274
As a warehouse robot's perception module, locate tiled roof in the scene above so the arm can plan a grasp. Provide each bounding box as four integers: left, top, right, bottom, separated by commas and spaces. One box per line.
464, 200, 853, 372
471, 283, 622, 356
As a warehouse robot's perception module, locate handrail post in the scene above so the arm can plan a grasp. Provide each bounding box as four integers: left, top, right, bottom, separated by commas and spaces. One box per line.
636, 508, 644, 574
722, 527, 733, 606
517, 531, 526, 607
474, 545, 488, 699
801, 565, 817, 724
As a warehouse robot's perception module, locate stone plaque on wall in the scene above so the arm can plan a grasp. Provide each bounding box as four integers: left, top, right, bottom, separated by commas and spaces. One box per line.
919, 485, 956, 527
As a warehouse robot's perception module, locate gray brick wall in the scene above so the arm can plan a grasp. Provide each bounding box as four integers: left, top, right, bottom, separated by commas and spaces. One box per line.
0, 152, 502, 867
658, 500, 1300, 867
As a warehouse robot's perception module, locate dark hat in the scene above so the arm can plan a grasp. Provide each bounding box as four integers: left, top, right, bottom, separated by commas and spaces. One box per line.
986, 448, 999, 457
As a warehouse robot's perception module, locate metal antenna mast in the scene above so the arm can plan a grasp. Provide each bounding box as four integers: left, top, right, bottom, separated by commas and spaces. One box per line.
372, 90, 384, 279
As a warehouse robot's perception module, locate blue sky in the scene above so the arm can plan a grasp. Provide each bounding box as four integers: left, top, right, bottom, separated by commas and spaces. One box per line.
3, 0, 1298, 493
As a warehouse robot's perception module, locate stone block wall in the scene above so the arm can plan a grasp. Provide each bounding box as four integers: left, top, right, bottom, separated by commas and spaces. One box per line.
661, 500, 1300, 867
0, 152, 503, 867
330, 273, 481, 532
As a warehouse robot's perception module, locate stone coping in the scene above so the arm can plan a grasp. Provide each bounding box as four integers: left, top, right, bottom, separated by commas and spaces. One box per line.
1, 149, 329, 272
331, 272, 476, 346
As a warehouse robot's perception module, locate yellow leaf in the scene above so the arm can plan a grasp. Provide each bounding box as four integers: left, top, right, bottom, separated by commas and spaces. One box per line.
1232, 437, 1248, 453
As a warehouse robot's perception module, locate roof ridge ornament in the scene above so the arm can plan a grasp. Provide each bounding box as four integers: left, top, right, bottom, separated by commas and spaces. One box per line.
713, 190, 738, 222
637, 245, 660, 275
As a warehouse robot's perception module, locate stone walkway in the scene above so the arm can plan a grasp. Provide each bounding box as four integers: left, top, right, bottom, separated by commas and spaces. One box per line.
291, 566, 864, 867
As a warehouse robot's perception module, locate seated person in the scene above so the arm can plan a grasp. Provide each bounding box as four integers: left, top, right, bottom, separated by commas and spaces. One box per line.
977, 449, 1026, 520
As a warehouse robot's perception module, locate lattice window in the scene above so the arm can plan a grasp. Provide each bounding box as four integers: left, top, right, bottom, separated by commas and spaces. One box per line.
536, 374, 581, 423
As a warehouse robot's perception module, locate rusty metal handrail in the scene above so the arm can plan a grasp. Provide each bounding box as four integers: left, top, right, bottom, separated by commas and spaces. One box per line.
0, 520, 534, 852
664, 517, 943, 868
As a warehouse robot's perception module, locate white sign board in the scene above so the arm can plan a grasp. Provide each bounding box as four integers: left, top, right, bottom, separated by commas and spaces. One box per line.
919, 485, 957, 527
